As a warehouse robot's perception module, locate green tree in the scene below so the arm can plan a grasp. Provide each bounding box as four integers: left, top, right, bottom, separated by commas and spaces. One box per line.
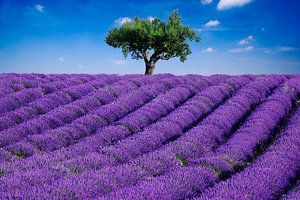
105, 10, 200, 75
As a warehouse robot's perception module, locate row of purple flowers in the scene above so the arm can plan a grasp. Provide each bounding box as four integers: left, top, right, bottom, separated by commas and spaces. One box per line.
0, 74, 214, 173
1, 74, 298, 199
99, 75, 290, 200
0, 74, 229, 198
0, 74, 101, 114
197, 80, 300, 199
0, 75, 180, 159
0, 75, 123, 131
1, 75, 253, 198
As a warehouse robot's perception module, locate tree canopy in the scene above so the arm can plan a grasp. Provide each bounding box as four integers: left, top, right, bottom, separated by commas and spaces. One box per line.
105, 10, 200, 75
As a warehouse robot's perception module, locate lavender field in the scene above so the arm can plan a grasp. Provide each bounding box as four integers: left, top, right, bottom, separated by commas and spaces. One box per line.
0, 73, 299, 200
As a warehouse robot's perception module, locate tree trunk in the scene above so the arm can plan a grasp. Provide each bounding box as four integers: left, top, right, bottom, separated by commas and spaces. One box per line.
145, 60, 156, 75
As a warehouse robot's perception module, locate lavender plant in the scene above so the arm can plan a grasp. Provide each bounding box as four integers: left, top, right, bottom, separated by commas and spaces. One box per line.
0, 74, 299, 200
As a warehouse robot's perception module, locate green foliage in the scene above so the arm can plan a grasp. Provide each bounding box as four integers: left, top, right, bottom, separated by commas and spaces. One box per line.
105, 10, 200, 64
175, 153, 189, 167
69, 166, 83, 175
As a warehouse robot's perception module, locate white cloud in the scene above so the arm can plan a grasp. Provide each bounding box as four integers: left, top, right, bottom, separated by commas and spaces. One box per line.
238, 35, 253, 45
205, 20, 220, 27
195, 27, 228, 32
111, 60, 127, 65
277, 46, 297, 52
35, 4, 44, 12
77, 64, 84, 68
147, 16, 155, 22
202, 47, 215, 53
217, 0, 252, 10
201, 0, 213, 5
229, 46, 253, 53
58, 57, 64, 62
239, 40, 247, 45
114, 17, 132, 26
264, 47, 297, 54
245, 46, 253, 51
264, 49, 273, 54
261, 28, 265, 32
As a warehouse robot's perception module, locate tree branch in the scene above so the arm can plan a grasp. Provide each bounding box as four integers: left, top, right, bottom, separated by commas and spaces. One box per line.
149, 50, 162, 63
141, 52, 148, 59
157, 55, 168, 60
139, 50, 149, 63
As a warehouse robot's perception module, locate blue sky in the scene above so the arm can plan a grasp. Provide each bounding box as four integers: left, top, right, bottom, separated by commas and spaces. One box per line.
0, 0, 299, 75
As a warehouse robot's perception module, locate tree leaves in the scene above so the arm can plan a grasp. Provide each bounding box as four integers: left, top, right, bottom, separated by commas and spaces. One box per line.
105, 10, 200, 64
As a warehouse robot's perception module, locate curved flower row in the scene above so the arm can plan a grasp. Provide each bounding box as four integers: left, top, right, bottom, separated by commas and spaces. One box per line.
100, 75, 288, 199
197, 97, 300, 200
98, 76, 250, 166
0, 74, 298, 200
0, 75, 224, 198
0, 75, 123, 131
0, 79, 125, 148
0, 74, 101, 115
0, 76, 176, 159
0, 73, 79, 98
12, 78, 180, 157
0, 75, 212, 175
42, 76, 240, 174
281, 182, 300, 200
23, 76, 258, 199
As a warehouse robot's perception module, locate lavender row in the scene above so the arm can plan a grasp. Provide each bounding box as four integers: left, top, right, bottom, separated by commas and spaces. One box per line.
0, 74, 115, 89
65, 86, 195, 151
0, 77, 183, 195
38, 75, 229, 168
281, 182, 300, 200
78, 76, 213, 149
130, 75, 285, 175
0, 73, 103, 99
0, 76, 184, 163
0, 74, 101, 115
0, 81, 110, 147
182, 78, 300, 199
96, 76, 250, 168
0, 75, 173, 156
199, 77, 300, 170
197, 104, 300, 200
170, 77, 299, 200
92, 75, 252, 151
36, 74, 116, 95
43, 76, 220, 171
8, 79, 175, 158
97, 75, 286, 199
0, 76, 210, 172
0, 76, 115, 131
0, 73, 92, 86
0, 77, 146, 149
0, 76, 222, 196
0, 73, 99, 115
0, 88, 44, 115
0, 73, 70, 98
16, 76, 254, 199
0, 75, 255, 198
97, 76, 299, 200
